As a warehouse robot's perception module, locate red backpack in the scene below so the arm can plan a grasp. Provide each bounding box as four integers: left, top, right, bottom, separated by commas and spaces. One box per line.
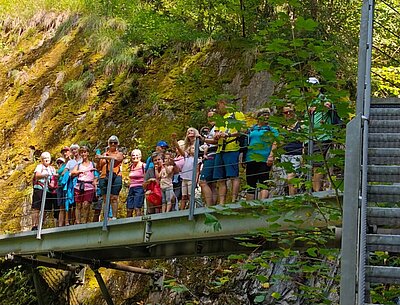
145, 179, 162, 207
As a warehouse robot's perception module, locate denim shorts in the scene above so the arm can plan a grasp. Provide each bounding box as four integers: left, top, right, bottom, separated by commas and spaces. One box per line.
126, 186, 145, 209
213, 151, 240, 180
200, 157, 215, 182
99, 176, 122, 196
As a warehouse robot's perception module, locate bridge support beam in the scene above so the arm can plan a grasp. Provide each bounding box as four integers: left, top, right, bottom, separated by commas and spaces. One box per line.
32, 267, 49, 305
91, 267, 115, 305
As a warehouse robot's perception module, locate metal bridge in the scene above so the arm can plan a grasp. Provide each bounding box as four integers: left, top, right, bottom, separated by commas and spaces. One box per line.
0, 191, 339, 262
1, 191, 340, 305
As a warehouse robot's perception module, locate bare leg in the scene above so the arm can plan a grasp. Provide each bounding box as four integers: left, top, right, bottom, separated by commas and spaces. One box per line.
32, 210, 39, 229
110, 195, 119, 218
200, 181, 214, 206
287, 173, 297, 195
259, 189, 269, 200
134, 208, 142, 217
313, 168, 323, 192
75, 203, 82, 224
231, 177, 240, 202
180, 195, 188, 210
82, 201, 90, 223
93, 209, 101, 222
166, 202, 172, 212
217, 180, 227, 204
127, 209, 134, 217
58, 207, 65, 227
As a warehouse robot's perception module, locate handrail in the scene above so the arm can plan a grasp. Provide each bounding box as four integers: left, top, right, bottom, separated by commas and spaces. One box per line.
357, 0, 375, 304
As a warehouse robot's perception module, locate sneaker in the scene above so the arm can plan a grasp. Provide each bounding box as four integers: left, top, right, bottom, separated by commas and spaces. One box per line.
31, 226, 38, 231
112, 217, 117, 220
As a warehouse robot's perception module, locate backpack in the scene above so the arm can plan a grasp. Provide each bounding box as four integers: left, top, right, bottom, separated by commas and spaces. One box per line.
144, 179, 162, 207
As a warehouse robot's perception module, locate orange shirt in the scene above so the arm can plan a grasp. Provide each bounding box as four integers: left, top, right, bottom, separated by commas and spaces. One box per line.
98, 150, 124, 178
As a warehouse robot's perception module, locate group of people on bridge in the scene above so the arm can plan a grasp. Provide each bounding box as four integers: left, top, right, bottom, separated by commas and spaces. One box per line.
30, 78, 342, 230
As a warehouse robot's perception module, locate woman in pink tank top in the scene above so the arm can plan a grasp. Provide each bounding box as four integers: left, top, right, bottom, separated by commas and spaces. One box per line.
127, 149, 145, 217
71, 146, 96, 224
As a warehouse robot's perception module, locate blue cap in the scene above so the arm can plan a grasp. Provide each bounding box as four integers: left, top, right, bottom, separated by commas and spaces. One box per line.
156, 140, 168, 148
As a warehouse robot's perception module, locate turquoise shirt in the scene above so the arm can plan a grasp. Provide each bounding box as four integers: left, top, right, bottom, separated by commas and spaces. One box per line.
246, 125, 279, 163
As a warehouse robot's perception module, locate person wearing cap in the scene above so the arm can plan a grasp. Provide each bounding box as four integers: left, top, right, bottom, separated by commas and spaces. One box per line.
55, 157, 68, 226
96, 135, 124, 219
213, 99, 247, 204
31, 152, 57, 230
244, 108, 279, 200
144, 140, 169, 172
60, 146, 70, 162
305, 77, 341, 192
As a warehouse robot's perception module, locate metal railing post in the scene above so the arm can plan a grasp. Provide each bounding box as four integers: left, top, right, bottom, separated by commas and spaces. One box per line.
340, 115, 363, 305
357, 0, 374, 304
189, 137, 200, 221
307, 113, 314, 193
36, 179, 48, 240
102, 158, 115, 231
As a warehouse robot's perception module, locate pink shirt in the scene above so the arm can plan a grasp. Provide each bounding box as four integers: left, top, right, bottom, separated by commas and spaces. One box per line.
174, 156, 185, 172
74, 161, 95, 190
129, 163, 145, 188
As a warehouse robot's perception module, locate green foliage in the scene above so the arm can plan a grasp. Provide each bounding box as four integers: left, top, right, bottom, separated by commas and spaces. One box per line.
64, 70, 94, 101
0, 265, 36, 305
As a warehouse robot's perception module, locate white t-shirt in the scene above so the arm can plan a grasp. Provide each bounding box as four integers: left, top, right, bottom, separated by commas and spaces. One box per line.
33, 164, 56, 190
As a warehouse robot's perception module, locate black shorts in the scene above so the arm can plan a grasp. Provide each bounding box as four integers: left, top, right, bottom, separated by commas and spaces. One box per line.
32, 188, 58, 213
245, 161, 272, 194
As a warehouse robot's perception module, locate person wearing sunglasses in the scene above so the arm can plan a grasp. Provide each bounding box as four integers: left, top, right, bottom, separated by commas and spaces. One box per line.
96, 135, 124, 219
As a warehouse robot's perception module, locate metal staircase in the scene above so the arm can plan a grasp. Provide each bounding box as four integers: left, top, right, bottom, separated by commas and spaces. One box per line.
340, 0, 400, 303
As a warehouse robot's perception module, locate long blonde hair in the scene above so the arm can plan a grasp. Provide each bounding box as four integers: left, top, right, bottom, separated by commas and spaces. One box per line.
184, 127, 200, 151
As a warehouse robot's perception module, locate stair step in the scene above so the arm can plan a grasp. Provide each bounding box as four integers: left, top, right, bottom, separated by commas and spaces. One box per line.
366, 266, 400, 284
369, 120, 400, 133
368, 165, 400, 182
371, 97, 400, 106
369, 133, 400, 148
368, 185, 400, 203
367, 207, 400, 226
370, 107, 400, 120
367, 234, 400, 252
368, 148, 400, 165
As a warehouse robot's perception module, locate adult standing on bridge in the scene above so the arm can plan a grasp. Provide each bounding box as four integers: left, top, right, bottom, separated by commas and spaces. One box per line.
126, 149, 145, 217
71, 146, 96, 224
245, 108, 279, 200
306, 77, 341, 192
213, 99, 246, 204
96, 135, 124, 219
31, 152, 57, 231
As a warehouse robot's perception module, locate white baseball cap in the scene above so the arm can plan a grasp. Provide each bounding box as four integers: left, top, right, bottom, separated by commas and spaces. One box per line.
307, 77, 320, 85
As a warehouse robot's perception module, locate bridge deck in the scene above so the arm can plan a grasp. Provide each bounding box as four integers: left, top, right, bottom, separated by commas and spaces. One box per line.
0, 191, 341, 264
